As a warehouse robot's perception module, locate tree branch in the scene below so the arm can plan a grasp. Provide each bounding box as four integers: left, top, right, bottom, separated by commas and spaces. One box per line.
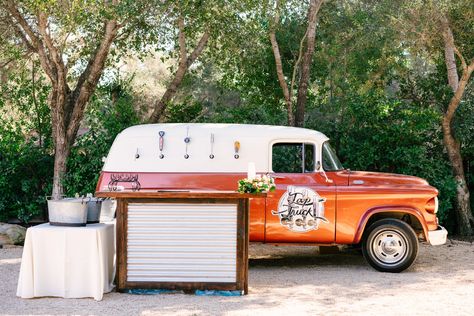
469, 59, 474, 73
5, 1, 39, 47
66, 20, 119, 144
187, 30, 209, 66
290, 28, 308, 100
269, 0, 293, 125
10, 21, 35, 52
295, 0, 322, 127
177, 17, 187, 65
148, 25, 210, 123
440, 15, 459, 92
37, 12, 69, 98
443, 67, 473, 127
37, 12, 60, 66
4, 1, 56, 83
452, 45, 467, 72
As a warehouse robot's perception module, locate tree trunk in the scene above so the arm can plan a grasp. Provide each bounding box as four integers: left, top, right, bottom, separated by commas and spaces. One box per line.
149, 21, 209, 123
269, 29, 294, 126
442, 118, 474, 235
269, 0, 322, 127
52, 139, 70, 199
295, 0, 322, 127
441, 17, 459, 91
149, 61, 190, 123
50, 88, 71, 200
441, 18, 474, 235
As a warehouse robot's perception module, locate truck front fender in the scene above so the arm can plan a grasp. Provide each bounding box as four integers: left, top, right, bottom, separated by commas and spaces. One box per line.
353, 206, 428, 244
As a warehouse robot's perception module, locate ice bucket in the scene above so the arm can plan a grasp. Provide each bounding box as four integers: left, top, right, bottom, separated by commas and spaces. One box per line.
47, 198, 88, 227
86, 197, 103, 224
99, 199, 116, 222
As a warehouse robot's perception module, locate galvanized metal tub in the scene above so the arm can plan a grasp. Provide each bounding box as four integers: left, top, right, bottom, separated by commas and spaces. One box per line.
86, 198, 103, 224
48, 198, 88, 227
99, 199, 116, 222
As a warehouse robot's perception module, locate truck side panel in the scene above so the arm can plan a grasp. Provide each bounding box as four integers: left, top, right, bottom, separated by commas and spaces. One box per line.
96, 172, 266, 241
335, 186, 438, 244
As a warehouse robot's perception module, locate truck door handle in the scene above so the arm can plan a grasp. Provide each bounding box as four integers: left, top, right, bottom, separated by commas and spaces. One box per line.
267, 173, 286, 179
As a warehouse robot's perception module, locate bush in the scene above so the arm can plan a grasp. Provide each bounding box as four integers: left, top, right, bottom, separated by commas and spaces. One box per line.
306, 92, 458, 230
0, 74, 142, 223
0, 117, 53, 223
0, 67, 53, 223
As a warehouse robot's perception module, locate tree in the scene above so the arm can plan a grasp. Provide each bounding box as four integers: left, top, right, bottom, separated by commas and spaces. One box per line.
148, 0, 259, 123
439, 15, 474, 235
2, 0, 155, 199
149, 15, 209, 123
396, 0, 474, 234
269, 0, 323, 126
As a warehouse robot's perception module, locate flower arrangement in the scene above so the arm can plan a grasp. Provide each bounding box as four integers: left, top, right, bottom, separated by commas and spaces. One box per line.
237, 175, 276, 194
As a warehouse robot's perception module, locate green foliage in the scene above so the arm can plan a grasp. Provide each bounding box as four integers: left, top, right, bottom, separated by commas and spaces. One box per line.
0, 72, 142, 222
0, 0, 472, 235
0, 67, 53, 223
64, 80, 142, 196
306, 92, 457, 229
164, 98, 204, 123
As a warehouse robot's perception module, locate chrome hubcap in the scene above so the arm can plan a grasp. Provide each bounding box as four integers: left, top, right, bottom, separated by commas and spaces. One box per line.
372, 230, 408, 265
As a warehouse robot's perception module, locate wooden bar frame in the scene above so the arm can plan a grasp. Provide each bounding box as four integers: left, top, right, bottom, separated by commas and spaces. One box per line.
114, 196, 251, 294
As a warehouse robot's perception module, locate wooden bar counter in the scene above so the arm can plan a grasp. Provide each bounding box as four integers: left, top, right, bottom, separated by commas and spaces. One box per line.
96, 190, 265, 294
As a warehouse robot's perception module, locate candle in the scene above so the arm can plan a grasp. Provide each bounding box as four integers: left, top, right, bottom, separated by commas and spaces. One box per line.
247, 162, 256, 180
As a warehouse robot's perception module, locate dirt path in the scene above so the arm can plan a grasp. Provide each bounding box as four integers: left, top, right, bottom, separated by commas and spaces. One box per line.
1, 241, 473, 315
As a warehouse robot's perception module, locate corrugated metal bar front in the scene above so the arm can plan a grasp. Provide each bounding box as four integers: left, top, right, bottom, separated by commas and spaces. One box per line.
127, 203, 237, 283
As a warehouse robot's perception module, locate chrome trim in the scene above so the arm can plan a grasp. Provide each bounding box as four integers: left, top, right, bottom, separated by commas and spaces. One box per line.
428, 226, 447, 246
371, 229, 408, 265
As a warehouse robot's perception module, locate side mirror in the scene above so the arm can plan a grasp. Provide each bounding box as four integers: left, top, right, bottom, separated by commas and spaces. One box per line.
315, 161, 333, 183
315, 161, 322, 171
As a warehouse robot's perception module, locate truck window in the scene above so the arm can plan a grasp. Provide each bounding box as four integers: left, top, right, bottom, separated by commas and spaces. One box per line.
272, 143, 315, 173
322, 141, 344, 171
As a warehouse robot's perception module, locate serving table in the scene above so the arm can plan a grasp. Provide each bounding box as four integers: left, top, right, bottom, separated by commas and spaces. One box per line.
95, 190, 264, 294
17, 222, 115, 301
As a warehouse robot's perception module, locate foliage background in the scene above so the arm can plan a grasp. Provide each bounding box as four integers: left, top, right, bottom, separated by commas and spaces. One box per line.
0, 0, 472, 234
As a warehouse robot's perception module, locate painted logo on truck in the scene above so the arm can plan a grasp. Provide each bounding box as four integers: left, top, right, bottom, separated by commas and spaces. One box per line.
272, 186, 329, 232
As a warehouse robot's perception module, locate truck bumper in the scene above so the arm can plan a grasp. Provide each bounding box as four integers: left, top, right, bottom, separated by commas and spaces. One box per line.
428, 226, 448, 246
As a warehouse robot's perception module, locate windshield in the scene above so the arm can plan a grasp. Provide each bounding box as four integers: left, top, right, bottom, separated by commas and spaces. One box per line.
322, 142, 344, 171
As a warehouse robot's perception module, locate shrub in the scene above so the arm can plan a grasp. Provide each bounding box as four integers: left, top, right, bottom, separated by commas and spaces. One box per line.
306, 92, 458, 230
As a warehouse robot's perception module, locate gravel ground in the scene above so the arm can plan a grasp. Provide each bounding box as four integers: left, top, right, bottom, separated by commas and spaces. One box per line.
1, 241, 473, 316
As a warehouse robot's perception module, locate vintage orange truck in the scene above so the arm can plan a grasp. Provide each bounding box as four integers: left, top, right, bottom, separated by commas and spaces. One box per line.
96, 123, 447, 272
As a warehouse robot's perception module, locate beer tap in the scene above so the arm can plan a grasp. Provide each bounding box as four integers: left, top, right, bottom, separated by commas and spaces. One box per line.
184, 126, 191, 159
234, 141, 240, 159
158, 131, 165, 159
209, 133, 215, 159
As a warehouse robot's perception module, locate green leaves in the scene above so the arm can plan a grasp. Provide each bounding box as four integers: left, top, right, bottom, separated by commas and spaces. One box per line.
237, 175, 276, 194
0, 63, 53, 223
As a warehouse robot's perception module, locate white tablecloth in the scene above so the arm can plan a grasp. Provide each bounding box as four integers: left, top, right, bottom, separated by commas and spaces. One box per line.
17, 223, 115, 301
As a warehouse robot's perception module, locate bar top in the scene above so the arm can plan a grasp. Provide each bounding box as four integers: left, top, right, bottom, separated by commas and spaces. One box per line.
95, 190, 266, 199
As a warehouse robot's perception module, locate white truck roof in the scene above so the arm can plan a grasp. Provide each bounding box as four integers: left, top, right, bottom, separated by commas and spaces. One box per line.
102, 123, 329, 173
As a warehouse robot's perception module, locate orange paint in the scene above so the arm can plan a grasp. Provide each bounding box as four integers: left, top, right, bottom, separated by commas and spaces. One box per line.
96, 168, 440, 245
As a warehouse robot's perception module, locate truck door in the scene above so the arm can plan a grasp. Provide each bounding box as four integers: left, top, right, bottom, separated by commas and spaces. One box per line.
265, 142, 336, 243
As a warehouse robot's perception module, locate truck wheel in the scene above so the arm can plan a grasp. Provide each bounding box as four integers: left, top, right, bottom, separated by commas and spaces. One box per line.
362, 219, 418, 273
